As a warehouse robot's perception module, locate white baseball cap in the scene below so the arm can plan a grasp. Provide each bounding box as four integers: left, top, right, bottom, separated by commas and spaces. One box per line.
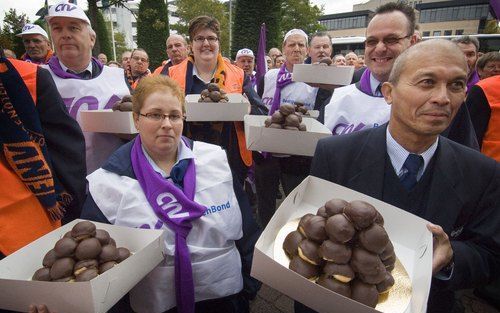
236, 48, 255, 60
284, 29, 308, 43
45, 1, 91, 25
16, 24, 49, 39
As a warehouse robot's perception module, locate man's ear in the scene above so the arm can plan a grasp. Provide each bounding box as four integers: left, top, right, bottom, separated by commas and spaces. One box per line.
381, 82, 394, 105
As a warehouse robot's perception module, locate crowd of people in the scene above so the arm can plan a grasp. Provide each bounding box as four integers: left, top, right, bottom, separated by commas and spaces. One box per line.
0, 1, 499, 313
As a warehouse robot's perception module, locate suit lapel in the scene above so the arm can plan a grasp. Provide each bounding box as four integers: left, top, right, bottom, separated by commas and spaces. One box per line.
423, 138, 464, 232
347, 125, 387, 199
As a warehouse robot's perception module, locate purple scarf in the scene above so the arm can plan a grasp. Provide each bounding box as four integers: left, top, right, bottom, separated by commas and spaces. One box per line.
466, 70, 480, 93
359, 68, 384, 98
269, 63, 293, 115
130, 136, 206, 313
47, 56, 103, 79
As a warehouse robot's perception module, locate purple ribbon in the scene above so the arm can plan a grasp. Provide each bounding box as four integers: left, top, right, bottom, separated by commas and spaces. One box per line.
269, 63, 293, 115
130, 136, 206, 313
47, 56, 103, 79
358, 68, 383, 98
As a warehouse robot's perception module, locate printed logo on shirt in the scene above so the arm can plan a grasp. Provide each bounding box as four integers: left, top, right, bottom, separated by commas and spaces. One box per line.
331, 122, 383, 135
203, 201, 231, 216
62, 94, 121, 119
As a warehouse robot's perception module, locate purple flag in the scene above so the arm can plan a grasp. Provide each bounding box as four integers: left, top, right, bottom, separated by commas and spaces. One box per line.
255, 23, 267, 91
491, 0, 500, 20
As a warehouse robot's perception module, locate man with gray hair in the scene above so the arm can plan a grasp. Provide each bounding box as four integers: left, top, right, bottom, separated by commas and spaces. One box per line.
153, 34, 189, 75
16, 23, 53, 64
43, 0, 130, 174
452, 35, 480, 91
300, 38, 500, 313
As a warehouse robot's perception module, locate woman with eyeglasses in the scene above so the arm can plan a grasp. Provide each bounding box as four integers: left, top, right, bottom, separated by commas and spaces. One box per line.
168, 15, 266, 188
81, 75, 260, 313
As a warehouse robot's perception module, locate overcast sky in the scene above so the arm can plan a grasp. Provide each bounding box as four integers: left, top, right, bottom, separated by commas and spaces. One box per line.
1, 0, 367, 24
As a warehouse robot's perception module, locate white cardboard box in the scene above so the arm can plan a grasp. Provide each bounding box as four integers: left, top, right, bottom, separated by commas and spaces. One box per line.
185, 94, 250, 121
292, 64, 355, 85
0, 219, 165, 313
80, 110, 137, 134
244, 115, 332, 156
251, 176, 433, 313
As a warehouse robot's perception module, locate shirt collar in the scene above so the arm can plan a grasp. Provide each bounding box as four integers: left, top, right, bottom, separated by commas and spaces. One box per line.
386, 127, 439, 179
59, 59, 93, 75
192, 65, 212, 84
141, 139, 195, 178
369, 73, 382, 96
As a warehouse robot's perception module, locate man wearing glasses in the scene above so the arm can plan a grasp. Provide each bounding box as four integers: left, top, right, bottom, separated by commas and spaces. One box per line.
323, 2, 477, 149
129, 48, 151, 89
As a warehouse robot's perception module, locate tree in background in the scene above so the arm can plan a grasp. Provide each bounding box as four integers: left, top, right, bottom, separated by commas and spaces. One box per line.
92, 8, 113, 58
1, 9, 30, 57
232, 0, 282, 58
137, 0, 169, 70
280, 0, 324, 38
173, 0, 230, 56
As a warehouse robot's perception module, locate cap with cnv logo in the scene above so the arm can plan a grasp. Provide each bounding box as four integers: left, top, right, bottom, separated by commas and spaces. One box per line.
45, 1, 91, 25
16, 24, 49, 39
236, 48, 255, 60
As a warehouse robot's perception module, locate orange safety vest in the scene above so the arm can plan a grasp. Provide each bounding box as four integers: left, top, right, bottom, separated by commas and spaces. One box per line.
477, 75, 500, 162
169, 58, 252, 167
0, 59, 60, 256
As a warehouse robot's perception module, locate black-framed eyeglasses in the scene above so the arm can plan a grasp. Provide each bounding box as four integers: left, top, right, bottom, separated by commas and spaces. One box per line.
365, 35, 412, 47
139, 112, 185, 123
193, 36, 219, 44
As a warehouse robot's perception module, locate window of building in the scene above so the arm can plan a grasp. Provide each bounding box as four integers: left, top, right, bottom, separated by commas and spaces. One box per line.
319, 15, 366, 30
433, 31, 441, 36
132, 22, 137, 28
112, 22, 117, 27
455, 29, 464, 35
422, 31, 430, 37
133, 35, 137, 42
111, 8, 116, 14
419, 4, 489, 23
444, 30, 452, 36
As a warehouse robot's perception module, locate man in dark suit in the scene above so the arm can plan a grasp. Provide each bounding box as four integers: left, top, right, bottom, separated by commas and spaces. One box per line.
301, 39, 500, 313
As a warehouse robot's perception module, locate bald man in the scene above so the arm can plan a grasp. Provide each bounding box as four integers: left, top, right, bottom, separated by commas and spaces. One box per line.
300, 38, 500, 313
154, 34, 189, 75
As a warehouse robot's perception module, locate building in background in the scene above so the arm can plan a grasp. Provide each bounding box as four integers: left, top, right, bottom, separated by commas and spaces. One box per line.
103, 0, 179, 49
319, 0, 496, 55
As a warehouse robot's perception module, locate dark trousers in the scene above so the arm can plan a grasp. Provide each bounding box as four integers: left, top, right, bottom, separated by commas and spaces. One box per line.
254, 153, 311, 228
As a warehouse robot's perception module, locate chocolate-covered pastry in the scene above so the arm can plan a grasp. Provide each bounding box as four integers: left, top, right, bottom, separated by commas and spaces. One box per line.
351, 280, 379, 308
298, 239, 322, 265
53, 276, 75, 282
32, 267, 51, 281
323, 262, 355, 283
109, 238, 117, 247
382, 252, 396, 269
376, 272, 395, 294
63, 231, 73, 239
279, 104, 296, 116
50, 257, 75, 280
324, 199, 348, 216
344, 200, 377, 230
201, 89, 210, 98
74, 259, 98, 276
75, 268, 98, 282
270, 111, 285, 124
264, 118, 272, 127
75, 238, 102, 261
268, 123, 282, 129
298, 213, 314, 237
42, 249, 58, 268
325, 214, 355, 243
209, 90, 221, 102
116, 247, 131, 263
358, 267, 387, 284
317, 274, 351, 297
71, 221, 97, 241
99, 261, 117, 274
207, 83, 220, 92
350, 247, 385, 275
54, 237, 78, 257
379, 241, 394, 261
95, 229, 111, 246
289, 255, 320, 280
318, 240, 352, 264
284, 114, 301, 128
316, 206, 328, 218
112, 101, 133, 112
319, 58, 333, 66
283, 230, 305, 258
358, 224, 389, 254
298, 124, 307, 131
99, 244, 119, 263
302, 215, 327, 242
374, 211, 384, 226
